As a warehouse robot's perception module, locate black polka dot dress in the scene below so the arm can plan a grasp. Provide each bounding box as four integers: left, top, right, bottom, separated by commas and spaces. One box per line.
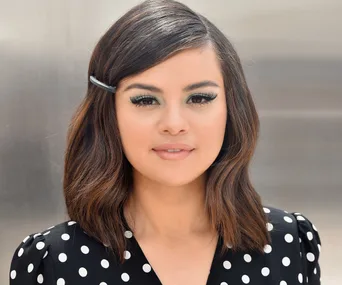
9, 206, 322, 285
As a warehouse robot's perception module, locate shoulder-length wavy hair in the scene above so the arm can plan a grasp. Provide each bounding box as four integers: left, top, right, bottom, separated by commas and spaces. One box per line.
63, 0, 270, 263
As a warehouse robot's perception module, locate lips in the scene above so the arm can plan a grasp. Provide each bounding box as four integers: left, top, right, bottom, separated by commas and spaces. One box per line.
152, 143, 194, 160
152, 143, 194, 151
152, 149, 194, 160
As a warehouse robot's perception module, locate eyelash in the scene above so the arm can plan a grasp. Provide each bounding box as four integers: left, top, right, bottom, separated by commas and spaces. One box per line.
130, 93, 218, 107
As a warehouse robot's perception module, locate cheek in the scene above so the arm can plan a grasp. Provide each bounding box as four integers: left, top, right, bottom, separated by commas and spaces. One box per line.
116, 111, 153, 160
189, 107, 226, 174
196, 105, 227, 146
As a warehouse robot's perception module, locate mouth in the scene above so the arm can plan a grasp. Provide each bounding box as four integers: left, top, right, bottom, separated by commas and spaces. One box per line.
152, 149, 194, 160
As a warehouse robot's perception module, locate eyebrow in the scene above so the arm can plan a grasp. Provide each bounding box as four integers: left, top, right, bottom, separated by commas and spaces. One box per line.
123, 80, 220, 93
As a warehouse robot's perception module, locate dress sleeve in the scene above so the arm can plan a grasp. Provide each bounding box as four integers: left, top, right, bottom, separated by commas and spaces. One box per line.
9, 232, 56, 285
291, 212, 322, 285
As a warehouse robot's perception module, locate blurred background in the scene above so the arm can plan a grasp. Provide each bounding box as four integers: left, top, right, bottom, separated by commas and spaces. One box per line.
1, 0, 341, 284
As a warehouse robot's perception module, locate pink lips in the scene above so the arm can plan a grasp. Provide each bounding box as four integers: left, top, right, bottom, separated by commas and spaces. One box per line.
152, 143, 194, 160
153, 143, 194, 151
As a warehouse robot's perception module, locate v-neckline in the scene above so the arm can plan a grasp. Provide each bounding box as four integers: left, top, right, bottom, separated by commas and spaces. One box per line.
123, 217, 223, 285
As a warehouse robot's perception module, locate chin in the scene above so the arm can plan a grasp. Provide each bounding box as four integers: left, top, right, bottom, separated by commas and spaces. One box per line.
148, 171, 206, 187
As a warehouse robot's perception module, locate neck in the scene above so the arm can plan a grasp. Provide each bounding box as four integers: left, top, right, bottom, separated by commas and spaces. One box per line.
124, 170, 213, 241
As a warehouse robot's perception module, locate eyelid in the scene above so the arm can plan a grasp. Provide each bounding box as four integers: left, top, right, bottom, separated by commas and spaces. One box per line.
130, 94, 160, 103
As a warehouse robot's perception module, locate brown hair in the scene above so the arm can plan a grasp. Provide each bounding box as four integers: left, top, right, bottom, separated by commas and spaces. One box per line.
63, 0, 270, 263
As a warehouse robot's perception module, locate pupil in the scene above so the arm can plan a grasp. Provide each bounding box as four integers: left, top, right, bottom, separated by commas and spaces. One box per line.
142, 99, 152, 105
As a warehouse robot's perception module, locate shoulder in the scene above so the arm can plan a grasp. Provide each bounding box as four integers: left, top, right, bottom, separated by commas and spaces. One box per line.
9, 220, 107, 284
10, 220, 93, 261
262, 205, 322, 283
263, 205, 321, 245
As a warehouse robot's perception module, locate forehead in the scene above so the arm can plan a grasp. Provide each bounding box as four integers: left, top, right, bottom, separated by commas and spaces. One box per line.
118, 46, 224, 91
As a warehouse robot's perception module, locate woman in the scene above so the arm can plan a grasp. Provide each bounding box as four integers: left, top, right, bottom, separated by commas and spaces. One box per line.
9, 0, 321, 284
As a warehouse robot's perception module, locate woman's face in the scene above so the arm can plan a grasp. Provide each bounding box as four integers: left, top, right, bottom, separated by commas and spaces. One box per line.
115, 46, 227, 187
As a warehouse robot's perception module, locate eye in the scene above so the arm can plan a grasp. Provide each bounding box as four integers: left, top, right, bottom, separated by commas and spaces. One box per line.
187, 93, 217, 105
130, 95, 159, 107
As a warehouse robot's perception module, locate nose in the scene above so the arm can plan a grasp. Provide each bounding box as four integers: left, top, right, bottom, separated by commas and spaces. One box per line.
157, 105, 189, 135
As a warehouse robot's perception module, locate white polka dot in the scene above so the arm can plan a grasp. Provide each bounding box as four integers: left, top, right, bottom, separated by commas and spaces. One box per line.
318, 244, 321, 252
263, 207, 270, 213
27, 263, 34, 273
296, 215, 305, 221
47, 225, 55, 230
227, 243, 233, 249
43, 231, 50, 236
242, 274, 250, 284
10, 270, 16, 279
57, 278, 65, 285
298, 273, 303, 283
124, 250, 131, 260
121, 272, 130, 282
264, 244, 272, 254
261, 267, 270, 276
282, 257, 291, 267
267, 223, 273, 231
23, 235, 30, 243
307, 252, 315, 262
306, 276, 309, 283
284, 210, 289, 213
37, 274, 44, 284
294, 212, 302, 215
244, 254, 252, 263
18, 248, 24, 257
79, 267, 87, 277
313, 224, 318, 231
36, 241, 45, 250
61, 233, 70, 241
143, 263, 152, 273
68, 221, 76, 226
101, 259, 110, 268
33, 233, 42, 239
124, 230, 133, 238
220, 283, 228, 285
284, 233, 294, 243
81, 245, 89, 254
307, 231, 313, 241
223, 260, 232, 269
99, 283, 107, 285
299, 237, 302, 243
280, 281, 287, 285
284, 216, 293, 223
43, 251, 48, 259
314, 267, 317, 274
58, 253, 67, 263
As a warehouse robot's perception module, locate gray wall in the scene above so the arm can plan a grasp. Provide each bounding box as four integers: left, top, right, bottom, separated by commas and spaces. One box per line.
1, 0, 341, 284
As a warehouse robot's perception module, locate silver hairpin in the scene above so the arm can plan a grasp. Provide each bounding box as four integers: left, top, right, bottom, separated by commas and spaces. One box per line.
89, 75, 116, 93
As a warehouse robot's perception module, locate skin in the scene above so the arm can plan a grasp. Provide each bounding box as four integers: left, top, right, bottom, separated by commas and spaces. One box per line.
115, 44, 227, 285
